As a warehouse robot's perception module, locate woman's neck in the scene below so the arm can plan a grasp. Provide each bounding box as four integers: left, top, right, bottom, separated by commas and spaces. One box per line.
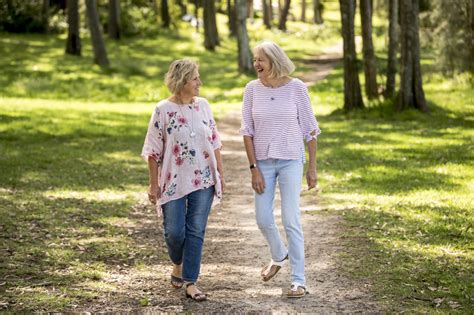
172, 93, 194, 105
260, 76, 290, 88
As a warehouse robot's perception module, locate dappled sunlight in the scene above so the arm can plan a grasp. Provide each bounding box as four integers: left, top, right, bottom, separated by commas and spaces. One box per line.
44, 189, 133, 202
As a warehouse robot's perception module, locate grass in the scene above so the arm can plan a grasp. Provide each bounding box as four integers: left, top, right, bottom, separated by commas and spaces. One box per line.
1, 1, 473, 312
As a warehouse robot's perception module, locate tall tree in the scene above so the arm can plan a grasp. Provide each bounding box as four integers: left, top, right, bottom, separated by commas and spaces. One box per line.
385, 0, 398, 98
65, 0, 81, 56
203, 0, 220, 50
247, 0, 254, 19
108, 0, 120, 39
161, 0, 170, 28
194, 0, 200, 31
176, 0, 187, 16
301, 0, 306, 22
340, 0, 364, 109
360, 0, 378, 99
262, 0, 272, 28
227, 0, 237, 36
85, 0, 109, 67
397, 0, 427, 112
313, 0, 323, 24
278, 0, 291, 31
236, 0, 253, 73
42, 0, 50, 33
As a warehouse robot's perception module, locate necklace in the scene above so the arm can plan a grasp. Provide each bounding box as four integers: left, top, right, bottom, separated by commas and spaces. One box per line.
175, 96, 196, 138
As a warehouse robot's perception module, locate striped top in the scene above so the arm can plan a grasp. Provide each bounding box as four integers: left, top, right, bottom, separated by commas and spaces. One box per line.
240, 78, 321, 161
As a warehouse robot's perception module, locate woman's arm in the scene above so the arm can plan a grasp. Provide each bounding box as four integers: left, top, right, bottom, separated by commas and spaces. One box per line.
306, 135, 318, 190
243, 136, 265, 194
214, 148, 225, 193
147, 157, 161, 204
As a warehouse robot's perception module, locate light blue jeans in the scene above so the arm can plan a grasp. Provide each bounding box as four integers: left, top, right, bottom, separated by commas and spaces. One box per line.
161, 186, 214, 283
255, 158, 305, 285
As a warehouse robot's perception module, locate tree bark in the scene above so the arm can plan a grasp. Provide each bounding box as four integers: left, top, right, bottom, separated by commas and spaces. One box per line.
236, 0, 253, 73
398, 0, 428, 112
227, 0, 237, 36
385, 0, 398, 98
263, 0, 272, 28
85, 0, 109, 67
247, 0, 254, 19
65, 0, 81, 56
194, 0, 200, 31
203, 0, 220, 50
42, 0, 50, 33
360, 0, 378, 99
313, 0, 323, 24
301, 0, 306, 22
278, 0, 291, 31
161, 0, 170, 28
108, 0, 120, 39
340, 0, 364, 110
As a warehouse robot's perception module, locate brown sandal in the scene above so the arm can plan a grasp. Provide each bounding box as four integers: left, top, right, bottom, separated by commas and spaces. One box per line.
185, 283, 207, 302
287, 283, 308, 298
170, 274, 184, 289
261, 254, 288, 282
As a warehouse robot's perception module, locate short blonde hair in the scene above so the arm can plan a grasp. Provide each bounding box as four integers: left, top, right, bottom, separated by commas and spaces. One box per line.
165, 59, 199, 94
253, 41, 295, 78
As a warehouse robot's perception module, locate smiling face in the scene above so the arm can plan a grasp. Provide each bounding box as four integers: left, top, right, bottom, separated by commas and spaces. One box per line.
253, 49, 272, 80
181, 69, 202, 97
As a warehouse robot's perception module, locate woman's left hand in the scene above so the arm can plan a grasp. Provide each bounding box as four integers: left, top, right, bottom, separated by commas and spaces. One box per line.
220, 176, 226, 194
306, 169, 318, 190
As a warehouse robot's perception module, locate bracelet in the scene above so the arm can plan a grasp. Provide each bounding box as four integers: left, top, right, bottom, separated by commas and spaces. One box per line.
249, 164, 257, 169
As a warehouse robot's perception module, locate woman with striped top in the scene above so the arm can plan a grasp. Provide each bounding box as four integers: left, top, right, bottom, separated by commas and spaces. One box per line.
240, 41, 321, 298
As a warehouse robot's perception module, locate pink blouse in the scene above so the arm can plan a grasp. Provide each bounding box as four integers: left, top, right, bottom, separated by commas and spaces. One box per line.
142, 97, 222, 206
240, 78, 321, 160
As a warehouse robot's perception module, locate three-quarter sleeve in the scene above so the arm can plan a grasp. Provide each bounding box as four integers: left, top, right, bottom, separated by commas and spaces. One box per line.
141, 106, 164, 164
296, 82, 321, 142
239, 83, 255, 137
203, 100, 222, 150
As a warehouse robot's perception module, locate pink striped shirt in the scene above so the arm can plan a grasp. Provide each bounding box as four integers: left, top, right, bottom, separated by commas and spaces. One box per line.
240, 78, 321, 160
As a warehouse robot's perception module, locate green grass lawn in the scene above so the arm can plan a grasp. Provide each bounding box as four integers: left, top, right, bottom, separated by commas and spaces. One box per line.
1, 3, 473, 312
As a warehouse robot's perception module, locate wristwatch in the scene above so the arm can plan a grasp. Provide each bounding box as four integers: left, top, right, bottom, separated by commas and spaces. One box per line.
249, 164, 257, 169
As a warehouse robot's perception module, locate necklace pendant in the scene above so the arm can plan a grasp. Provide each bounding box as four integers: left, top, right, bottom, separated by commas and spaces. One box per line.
190, 131, 196, 138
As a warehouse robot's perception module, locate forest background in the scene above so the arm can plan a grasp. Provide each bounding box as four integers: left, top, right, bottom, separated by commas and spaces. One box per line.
0, 0, 472, 312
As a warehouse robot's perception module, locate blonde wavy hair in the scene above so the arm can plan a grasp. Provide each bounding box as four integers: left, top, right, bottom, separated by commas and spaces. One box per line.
165, 59, 199, 94
253, 41, 295, 78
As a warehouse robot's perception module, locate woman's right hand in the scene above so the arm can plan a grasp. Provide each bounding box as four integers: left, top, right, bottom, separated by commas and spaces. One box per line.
251, 168, 265, 194
148, 184, 161, 204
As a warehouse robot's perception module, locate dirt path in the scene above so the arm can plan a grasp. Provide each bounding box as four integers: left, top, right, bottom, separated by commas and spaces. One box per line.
81, 42, 380, 313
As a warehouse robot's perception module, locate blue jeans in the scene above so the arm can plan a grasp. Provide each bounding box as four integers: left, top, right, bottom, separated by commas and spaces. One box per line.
255, 159, 305, 285
161, 186, 214, 283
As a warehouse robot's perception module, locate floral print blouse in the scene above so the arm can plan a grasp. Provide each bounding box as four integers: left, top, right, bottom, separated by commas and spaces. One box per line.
142, 97, 222, 206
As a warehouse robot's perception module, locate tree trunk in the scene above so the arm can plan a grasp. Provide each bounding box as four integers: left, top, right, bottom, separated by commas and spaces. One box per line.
161, 0, 170, 28
203, 0, 220, 50
269, 0, 273, 21
194, 0, 200, 31
340, 0, 364, 110
247, 0, 254, 19
108, 0, 120, 39
263, 0, 272, 28
301, 0, 306, 22
398, 0, 428, 112
385, 0, 398, 98
85, 0, 109, 67
313, 0, 323, 24
42, 0, 50, 33
176, 0, 187, 16
65, 0, 81, 56
360, 0, 378, 99
236, 0, 253, 73
278, 0, 291, 31
227, 0, 237, 36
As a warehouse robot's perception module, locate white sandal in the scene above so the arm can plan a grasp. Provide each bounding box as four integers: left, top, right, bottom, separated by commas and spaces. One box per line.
260, 254, 288, 282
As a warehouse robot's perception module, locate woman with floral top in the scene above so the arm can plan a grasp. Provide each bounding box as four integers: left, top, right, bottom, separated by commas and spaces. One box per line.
142, 59, 224, 302
240, 41, 320, 298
